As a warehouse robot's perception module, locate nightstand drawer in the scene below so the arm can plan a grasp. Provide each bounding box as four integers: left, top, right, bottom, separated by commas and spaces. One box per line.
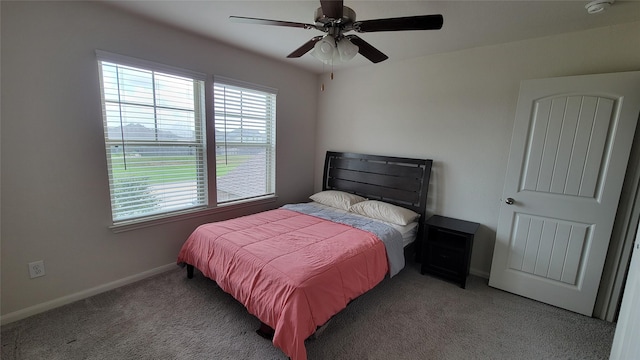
425, 245, 464, 275
430, 228, 467, 249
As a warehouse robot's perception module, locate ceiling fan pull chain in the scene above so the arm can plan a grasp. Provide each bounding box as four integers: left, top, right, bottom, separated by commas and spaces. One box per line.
331, 58, 334, 81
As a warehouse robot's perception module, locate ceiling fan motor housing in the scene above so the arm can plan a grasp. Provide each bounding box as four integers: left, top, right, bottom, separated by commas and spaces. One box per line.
315, 6, 356, 39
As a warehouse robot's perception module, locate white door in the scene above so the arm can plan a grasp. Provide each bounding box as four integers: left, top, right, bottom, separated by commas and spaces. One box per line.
610, 221, 640, 359
489, 71, 640, 316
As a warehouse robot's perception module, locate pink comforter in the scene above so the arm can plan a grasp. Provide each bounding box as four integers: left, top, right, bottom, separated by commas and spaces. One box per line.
177, 208, 389, 360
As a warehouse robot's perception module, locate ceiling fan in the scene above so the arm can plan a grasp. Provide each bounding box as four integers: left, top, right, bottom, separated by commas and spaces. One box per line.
230, 0, 443, 64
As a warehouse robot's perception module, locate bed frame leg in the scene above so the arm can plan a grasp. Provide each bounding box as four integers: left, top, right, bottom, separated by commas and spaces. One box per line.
186, 264, 194, 279
256, 322, 275, 340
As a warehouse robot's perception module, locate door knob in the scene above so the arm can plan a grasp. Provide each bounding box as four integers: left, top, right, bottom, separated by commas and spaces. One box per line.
505, 197, 515, 205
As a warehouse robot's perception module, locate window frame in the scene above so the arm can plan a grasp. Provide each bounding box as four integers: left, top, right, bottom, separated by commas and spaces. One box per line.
95, 51, 278, 232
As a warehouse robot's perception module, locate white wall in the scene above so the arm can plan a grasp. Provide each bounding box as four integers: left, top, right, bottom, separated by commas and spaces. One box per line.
315, 21, 640, 276
0, 2, 318, 319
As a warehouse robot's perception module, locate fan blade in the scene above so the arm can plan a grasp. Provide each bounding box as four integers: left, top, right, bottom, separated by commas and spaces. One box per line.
320, 0, 343, 19
230, 16, 314, 29
346, 35, 388, 63
287, 36, 323, 58
354, 14, 443, 32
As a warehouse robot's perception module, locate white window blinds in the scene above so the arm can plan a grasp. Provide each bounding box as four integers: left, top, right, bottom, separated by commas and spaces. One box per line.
214, 76, 277, 204
97, 51, 207, 223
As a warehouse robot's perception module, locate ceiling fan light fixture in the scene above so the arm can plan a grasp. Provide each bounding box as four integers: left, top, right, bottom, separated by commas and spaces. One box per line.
337, 38, 359, 61
311, 35, 336, 61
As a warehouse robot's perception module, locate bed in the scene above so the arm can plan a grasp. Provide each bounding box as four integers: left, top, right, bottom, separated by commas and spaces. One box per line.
177, 151, 432, 360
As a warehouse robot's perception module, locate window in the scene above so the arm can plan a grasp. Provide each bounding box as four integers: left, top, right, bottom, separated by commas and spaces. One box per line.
214, 77, 276, 204
97, 51, 207, 223
96, 51, 276, 226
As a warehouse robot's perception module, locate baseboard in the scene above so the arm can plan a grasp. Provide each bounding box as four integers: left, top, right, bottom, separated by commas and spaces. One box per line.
1, 263, 177, 326
470, 267, 490, 279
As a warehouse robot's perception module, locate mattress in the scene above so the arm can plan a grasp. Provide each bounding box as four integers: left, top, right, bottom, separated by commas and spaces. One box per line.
309, 201, 419, 247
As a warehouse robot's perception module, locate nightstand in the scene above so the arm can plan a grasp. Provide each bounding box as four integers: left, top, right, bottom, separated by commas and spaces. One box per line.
420, 215, 480, 288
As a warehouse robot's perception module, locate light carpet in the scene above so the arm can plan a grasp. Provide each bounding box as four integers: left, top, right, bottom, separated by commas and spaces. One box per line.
1, 260, 616, 359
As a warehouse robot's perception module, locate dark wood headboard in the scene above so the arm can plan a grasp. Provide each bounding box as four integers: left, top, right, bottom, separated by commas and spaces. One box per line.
322, 151, 433, 226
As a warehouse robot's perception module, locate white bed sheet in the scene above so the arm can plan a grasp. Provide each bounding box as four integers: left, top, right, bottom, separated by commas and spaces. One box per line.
307, 202, 419, 247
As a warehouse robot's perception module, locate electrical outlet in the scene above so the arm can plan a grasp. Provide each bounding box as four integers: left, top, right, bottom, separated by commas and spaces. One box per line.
28, 260, 46, 279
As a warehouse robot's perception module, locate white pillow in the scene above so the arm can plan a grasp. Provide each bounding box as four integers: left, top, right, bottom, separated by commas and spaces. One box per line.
349, 200, 420, 226
309, 190, 366, 211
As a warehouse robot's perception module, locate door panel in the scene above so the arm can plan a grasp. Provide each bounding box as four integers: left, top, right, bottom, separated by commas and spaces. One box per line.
508, 214, 589, 285
489, 71, 640, 316
522, 96, 614, 198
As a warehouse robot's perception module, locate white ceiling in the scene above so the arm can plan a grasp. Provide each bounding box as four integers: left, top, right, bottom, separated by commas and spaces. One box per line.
103, 0, 640, 74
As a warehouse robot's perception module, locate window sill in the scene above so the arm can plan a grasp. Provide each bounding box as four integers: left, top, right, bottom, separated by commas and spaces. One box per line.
109, 195, 278, 233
